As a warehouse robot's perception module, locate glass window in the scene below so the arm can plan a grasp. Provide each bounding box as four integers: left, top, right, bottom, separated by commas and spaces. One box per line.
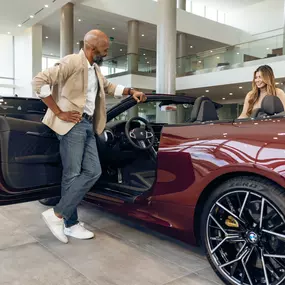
0, 87, 13, 96
0, 35, 13, 78
47, 57, 59, 67
192, 2, 205, 17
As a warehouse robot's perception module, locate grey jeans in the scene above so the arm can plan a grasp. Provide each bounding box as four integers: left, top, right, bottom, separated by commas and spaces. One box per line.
54, 118, 102, 227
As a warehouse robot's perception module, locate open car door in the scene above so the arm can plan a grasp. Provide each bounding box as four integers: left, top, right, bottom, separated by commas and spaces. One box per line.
0, 97, 61, 205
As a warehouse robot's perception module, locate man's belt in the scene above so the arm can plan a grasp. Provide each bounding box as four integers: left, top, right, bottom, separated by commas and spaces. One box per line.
82, 112, 93, 122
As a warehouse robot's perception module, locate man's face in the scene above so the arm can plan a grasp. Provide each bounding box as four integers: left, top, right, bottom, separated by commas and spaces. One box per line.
92, 40, 109, 64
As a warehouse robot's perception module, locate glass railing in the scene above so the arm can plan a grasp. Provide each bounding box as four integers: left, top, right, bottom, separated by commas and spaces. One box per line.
102, 33, 284, 77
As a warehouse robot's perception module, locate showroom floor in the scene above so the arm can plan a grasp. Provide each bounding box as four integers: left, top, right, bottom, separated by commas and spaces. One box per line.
0, 201, 223, 285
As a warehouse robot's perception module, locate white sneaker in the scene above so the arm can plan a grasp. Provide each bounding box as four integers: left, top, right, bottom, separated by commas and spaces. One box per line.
42, 208, 68, 244
64, 222, 94, 240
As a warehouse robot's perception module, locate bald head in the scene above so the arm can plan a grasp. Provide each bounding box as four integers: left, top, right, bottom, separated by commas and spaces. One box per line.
83, 29, 110, 65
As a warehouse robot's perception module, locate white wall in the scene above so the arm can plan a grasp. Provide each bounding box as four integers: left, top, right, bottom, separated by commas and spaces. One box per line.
82, 0, 252, 45
14, 25, 42, 98
226, 0, 284, 37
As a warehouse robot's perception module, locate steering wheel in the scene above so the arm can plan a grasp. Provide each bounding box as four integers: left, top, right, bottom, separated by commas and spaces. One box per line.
125, 117, 155, 150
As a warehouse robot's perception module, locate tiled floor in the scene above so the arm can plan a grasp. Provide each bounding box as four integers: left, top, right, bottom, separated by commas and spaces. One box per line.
0, 201, 224, 285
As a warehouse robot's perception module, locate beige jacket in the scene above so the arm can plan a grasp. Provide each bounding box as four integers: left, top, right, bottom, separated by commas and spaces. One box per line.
32, 50, 120, 135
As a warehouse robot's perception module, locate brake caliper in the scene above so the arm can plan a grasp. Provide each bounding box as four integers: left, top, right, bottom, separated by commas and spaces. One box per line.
225, 215, 239, 228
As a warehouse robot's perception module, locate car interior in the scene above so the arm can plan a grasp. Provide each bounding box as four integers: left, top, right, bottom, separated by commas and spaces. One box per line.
0, 94, 284, 201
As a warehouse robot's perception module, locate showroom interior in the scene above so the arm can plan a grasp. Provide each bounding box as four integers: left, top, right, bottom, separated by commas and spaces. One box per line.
1, 0, 285, 285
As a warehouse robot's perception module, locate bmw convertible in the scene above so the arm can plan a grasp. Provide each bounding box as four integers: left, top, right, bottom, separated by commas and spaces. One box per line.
0, 93, 285, 285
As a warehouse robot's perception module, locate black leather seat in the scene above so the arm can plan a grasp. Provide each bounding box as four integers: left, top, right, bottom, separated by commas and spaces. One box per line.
251, 95, 284, 118
188, 96, 219, 123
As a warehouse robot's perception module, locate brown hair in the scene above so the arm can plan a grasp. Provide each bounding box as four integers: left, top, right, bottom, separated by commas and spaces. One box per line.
246, 65, 277, 116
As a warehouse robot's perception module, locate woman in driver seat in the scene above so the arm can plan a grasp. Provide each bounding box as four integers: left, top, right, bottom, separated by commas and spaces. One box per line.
238, 65, 285, 119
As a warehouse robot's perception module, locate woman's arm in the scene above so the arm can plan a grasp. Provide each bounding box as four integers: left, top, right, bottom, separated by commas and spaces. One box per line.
238, 92, 251, 119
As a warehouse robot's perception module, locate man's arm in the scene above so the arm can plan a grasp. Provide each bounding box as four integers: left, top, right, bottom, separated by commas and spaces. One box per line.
32, 56, 81, 123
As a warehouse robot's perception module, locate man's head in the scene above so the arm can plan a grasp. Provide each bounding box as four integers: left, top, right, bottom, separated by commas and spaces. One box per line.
83, 29, 109, 65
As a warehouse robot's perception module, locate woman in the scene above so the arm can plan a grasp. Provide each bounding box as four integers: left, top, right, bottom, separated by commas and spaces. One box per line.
238, 65, 285, 119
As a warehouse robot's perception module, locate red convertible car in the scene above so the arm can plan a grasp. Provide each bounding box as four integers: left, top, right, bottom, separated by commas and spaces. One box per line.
0, 94, 285, 285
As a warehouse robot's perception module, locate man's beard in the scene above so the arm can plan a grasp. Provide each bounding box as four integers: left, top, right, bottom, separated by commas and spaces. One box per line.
93, 56, 103, 66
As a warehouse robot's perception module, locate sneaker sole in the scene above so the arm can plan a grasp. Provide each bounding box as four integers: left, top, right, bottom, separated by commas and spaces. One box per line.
64, 231, 95, 240
42, 214, 68, 244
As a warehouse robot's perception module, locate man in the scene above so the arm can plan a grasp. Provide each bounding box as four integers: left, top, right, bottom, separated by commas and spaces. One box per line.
32, 29, 146, 243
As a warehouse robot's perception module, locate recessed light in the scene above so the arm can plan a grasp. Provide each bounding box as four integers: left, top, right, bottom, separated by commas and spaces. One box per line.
198, 61, 202, 63
266, 47, 270, 50
147, 61, 150, 63
7, 32, 10, 35
210, 50, 213, 53
145, 57, 147, 59
239, 86, 243, 89
44, 4, 49, 8
237, 52, 240, 55
205, 90, 209, 92
78, 19, 82, 22
120, 49, 122, 51
50, 53, 53, 56
30, 15, 34, 18
112, 27, 115, 30
143, 53, 146, 56
217, 57, 220, 59
76, 42, 79, 45
18, 24, 22, 27
229, 92, 233, 95
222, 97, 226, 100
190, 45, 193, 48
141, 34, 144, 36
45, 36, 48, 39
276, 82, 280, 85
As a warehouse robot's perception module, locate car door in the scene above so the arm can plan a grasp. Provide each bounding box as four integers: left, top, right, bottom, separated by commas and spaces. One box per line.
0, 97, 61, 205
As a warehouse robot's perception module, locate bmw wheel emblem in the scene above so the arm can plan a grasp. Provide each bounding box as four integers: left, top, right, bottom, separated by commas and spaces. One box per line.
248, 232, 258, 244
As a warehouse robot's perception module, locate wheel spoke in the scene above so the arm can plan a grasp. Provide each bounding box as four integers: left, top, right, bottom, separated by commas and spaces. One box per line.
264, 254, 285, 259
260, 198, 265, 229
262, 229, 285, 240
209, 214, 227, 235
239, 192, 249, 218
211, 234, 241, 254
216, 202, 246, 225
242, 247, 254, 285
220, 247, 250, 268
261, 248, 270, 285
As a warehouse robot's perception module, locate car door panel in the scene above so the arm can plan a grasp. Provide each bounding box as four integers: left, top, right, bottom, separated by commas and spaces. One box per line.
0, 116, 62, 191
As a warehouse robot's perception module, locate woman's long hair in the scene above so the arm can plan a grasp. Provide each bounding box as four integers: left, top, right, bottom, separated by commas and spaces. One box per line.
247, 65, 277, 116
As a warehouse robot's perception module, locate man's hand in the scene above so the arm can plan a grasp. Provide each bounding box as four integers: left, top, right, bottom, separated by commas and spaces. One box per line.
57, 111, 82, 124
132, 92, 147, 103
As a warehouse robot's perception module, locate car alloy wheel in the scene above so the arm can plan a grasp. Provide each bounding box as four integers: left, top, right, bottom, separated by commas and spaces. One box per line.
206, 189, 285, 285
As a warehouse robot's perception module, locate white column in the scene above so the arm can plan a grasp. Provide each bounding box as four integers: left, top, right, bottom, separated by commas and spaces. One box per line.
177, 0, 186, 10
60, 2, 74, 57
156, 0, 177, 123
15, 24, 42, 98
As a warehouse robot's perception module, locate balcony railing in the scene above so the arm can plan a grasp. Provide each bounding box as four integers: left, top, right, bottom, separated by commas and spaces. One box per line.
102, 33, 284, 78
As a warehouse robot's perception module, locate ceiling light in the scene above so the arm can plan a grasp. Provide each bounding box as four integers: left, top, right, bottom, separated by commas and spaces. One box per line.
45, 36, 48, 39
120, 49, 122, 51
143, 53, 146, 56
239, 86, 243, 89
217, 56, 220, 59
266, 47, 270, 50
198, 61, 202, 63
237, 52, 240, 55
229, 92, 233, 95
78, 19, 82, 22
76, 42, 79, 45
141, 34, 144, 36
145, 57, 147, 59
222, 98, 225, 100
205, 90, 209, 92
190, 45, 193, 48
147, 61, 150, 63
18, 24, 22, 27
7, 32, 10, 35
44, 4, 49, 8
50, 53, 53, 56
30, 15, 34, 18
276, 82, 280, 85
112, 27, 115, 30
210, 50, 213, 53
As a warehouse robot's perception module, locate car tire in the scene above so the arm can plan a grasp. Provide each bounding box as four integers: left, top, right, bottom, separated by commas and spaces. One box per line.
39, 197, 60, 206
200, 176, 285, 285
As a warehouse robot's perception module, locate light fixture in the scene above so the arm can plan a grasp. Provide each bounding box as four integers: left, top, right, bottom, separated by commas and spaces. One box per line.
30, 15, 34, 18
45, 36, 48, 39
44, 4, 49, 8
276, 82, 280, 85
229, 92, 233, 95
76, 42, 79, 45
266, 47, 270, 50
112, 27, 115, 30
7, 32, 10, 35
78, 19, 82, 22
217, 56, 220, 59
143, 53, 146, 56
190, 45, 193, 48
210, 50, 213, 53
50, 53, 53, 56
145, 57, 147, 59
239, 86, 243, 89
237, 52, 240, 55
18, 24, 22, 27
198, 60, 202, 63
120, 49, 122, 51
222, 98, 226, 100
147, 61, 150, 63
141, 34, 144, 36
205, 90, 209, 93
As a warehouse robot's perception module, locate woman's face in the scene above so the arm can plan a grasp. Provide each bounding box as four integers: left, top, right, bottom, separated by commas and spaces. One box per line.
255, 71, 266, 89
